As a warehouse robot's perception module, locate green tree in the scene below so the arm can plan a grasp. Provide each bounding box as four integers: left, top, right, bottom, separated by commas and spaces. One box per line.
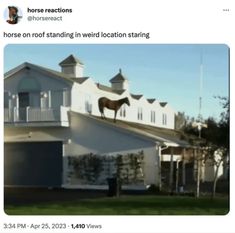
180, 96, 229, 198
204, 96, 229, 198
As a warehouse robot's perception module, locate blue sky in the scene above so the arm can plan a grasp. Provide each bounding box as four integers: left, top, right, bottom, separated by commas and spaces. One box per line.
4, 44, 229, 120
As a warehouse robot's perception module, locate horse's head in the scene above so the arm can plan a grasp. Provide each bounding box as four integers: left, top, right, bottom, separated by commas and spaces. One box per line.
124, 97, 130, 106
8, 6, 18, 17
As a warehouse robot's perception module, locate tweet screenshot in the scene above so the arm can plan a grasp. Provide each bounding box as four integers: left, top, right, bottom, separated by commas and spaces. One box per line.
0, 0, 233, 233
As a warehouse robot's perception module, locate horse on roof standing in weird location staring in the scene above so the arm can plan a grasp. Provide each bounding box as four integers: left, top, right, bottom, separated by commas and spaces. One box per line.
98, 97, 130, 122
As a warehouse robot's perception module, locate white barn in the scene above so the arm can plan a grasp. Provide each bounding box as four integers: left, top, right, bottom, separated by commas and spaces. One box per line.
4, 54, 191, 190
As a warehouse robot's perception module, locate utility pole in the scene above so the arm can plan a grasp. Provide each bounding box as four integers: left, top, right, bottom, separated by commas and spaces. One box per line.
192, 52, 207, 137
198, 53, 203, 139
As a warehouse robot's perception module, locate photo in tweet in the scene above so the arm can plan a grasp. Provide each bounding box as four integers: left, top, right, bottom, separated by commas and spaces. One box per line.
4, 44, 229, 215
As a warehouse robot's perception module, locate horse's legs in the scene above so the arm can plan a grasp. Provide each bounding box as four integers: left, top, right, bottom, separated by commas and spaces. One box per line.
100, 107, 104, 119
100, 108, 106, 120
114, 110, 117, 122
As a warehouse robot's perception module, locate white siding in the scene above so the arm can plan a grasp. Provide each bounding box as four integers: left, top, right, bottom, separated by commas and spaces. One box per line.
74, 65, 84, 77
4, 112, 159, 187
4, 69, 72, 110
5, 64, 176, 129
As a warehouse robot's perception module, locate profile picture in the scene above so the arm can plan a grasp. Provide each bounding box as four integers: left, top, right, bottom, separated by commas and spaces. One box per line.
4, 6, 22, 24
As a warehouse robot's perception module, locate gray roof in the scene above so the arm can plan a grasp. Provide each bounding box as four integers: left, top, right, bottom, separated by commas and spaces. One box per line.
147, 98, 156, 104
117, 120, 190, 147
70, 77, 89, 84
160, 102, 168, 107
131, 94, 143, 100
81, 113, 192, 148
109, 69, 127, 83
4, 62, 88, 85
96, 83, 125, 95
59, 54, 84, 66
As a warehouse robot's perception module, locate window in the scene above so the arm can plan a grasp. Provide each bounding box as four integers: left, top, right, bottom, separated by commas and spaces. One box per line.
85, 94, 92, 114
51, 90, 63, 108
50, 89, 71, 109
137, 107, 143, 120
151, 110, 155, 123
63, 88, 70, 107
29, 92, 40, 107
18, 77, 41, 92
120, 105, 126, 117
162, 113, 167, 125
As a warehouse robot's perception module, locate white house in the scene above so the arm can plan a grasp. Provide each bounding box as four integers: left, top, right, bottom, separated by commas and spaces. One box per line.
4, 54, 191, 190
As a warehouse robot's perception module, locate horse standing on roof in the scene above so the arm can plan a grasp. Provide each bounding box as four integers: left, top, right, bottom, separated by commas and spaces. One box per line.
98, 97, 130, 122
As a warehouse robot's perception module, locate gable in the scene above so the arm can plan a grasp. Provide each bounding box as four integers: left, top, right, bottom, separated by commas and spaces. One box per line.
4, 64, 73, 93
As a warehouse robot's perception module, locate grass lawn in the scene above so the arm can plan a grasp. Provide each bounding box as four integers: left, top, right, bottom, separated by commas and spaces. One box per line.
5, 195, 229, 215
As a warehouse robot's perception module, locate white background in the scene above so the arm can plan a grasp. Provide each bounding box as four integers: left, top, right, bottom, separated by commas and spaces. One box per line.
0, 0, 234, 232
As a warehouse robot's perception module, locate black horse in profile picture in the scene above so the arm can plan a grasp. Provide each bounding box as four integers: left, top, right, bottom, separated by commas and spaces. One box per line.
6, 6, 21, 24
